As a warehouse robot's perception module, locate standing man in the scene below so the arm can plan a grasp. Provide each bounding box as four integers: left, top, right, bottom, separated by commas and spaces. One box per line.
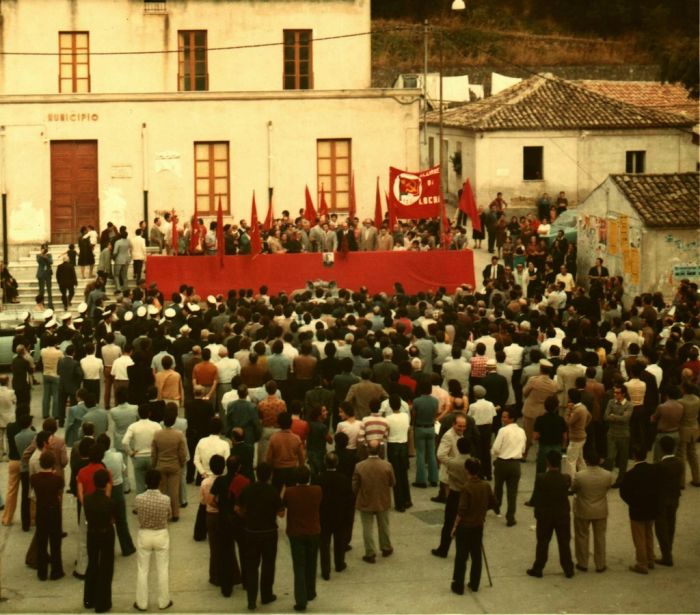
57, 345, 82, 427
316, 452, 354, 580
83, 469, 115, 613
526, 450, 575, 579
491, 410, 526, 527
468, 386, 496, 480
122, 405, 162, 494
11, 345, 33, 411
238, 463, 283, 611
266, 412, 305, 491
56, 255, 78, 310
111, 229, 132, 293
522, 360, 559, 461
41, 336, 63, 421
450, 458, 497, 594
352, 440, 395, 564
384, 395, 411, 512
282, 466, 322, 612
564, 389, 591, 477
620, 447, 661, 574
151, 405, 187, 521
36, 242, 54, 309
654, 436, 684, 567
411, 381, 439, 488
604, 385, 632, 487
130, 228, 147, 285
149, 217, 165, 253
678, 381, 700, 488
532, 395, 567, 475
134, 469, 173, 611
108, 388, 138, 493
571, 450, 613, 572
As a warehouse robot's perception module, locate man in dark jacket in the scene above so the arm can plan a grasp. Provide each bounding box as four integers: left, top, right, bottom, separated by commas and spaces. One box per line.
316, 452, 354, 580
527, 450, 574, 578
56, 255, 78, 310
620, 447, 661, 574
654, 436, 684, 566
58, 345, 83, 426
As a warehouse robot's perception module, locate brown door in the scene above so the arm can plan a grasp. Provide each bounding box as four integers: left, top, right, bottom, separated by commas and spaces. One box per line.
50, 140, 99, 244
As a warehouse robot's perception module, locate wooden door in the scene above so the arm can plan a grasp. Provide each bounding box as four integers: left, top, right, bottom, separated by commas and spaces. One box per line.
50, 140, 99, 244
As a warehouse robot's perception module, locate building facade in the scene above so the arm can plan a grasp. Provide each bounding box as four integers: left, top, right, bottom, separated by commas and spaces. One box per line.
422, 75, 696, 209
0, 0, 420, 253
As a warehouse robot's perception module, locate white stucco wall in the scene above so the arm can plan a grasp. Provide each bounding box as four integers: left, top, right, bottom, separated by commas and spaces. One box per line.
0, 90, 420, 244
0, 0, 371, 94
423, 125, 697, 209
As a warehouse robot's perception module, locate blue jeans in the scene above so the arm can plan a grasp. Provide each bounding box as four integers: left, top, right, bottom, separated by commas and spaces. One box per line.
414, 426, 438, 485
38, 276, 54, 308
42, 375, 60, 419
111, 484, 136, 555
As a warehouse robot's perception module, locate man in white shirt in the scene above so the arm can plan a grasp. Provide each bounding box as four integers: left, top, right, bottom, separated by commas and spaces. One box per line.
491, 410, 526, 527
215, 348, 241, 413
193, 417, 229, 479
468, 385, 497, 480
111, 347, 134, 403
555, 265, 575, 294
101, 333, 122, 409
385, 395, 411, 512
122, 405, 162, 494
80, 343, 103, 405
130, 228, 147, 285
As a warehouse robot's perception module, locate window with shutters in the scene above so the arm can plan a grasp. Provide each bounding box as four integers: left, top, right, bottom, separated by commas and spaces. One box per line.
283, 30, 313, 90
317, 139, 351, 211
59, 32, 90, 93
178, 30, 208, 91
194, 142, 229, 214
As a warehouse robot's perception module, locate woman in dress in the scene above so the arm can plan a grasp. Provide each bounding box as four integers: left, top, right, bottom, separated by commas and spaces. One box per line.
472, 209, 485, 249
77, 226, 95, 279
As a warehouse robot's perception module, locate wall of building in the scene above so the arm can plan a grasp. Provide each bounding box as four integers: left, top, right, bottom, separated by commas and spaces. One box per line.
423, 126, 696, 209
0, 90, 420, 247
576, 177, 700, 303
0, 0, 371, 94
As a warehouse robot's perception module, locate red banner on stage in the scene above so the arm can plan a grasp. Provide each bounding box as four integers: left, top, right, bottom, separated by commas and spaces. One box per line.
388, 165, 442, 220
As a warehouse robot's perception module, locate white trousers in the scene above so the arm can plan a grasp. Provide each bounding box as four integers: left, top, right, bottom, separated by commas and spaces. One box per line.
566, 440, 587, 476
136, 528, 171, 609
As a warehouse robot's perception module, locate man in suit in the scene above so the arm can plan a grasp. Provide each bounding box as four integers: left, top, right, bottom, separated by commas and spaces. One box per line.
352, 440, 395, 563
316, 452, 354, 580
482, 256, 505, 286
336, 222, 358, 252
654, 436, 684, 566
151, 404, 187, 520
57, 345, 83, 426
587, 258, 609, 302
149, 217, 165, 253
571, 449, 613, 572
620, 447, 661, 574
527, 450, 575, 578
372, 348, 398, 391
225, 385, 261, 445
345, 369, 388, 420
522, 360, 559, 460
358, 219, 378, 252
111, 229, 132, 293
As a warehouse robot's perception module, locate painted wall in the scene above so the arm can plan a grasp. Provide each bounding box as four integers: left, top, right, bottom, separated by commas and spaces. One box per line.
576, 177, 700, 302
0, 0, 371, 94
0, 90, 420, 245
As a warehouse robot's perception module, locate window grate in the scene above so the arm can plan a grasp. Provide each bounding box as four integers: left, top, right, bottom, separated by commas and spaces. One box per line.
144, 1, 167, 14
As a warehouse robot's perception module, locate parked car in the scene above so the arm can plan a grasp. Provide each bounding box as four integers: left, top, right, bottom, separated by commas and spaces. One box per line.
541, 209, 578, 246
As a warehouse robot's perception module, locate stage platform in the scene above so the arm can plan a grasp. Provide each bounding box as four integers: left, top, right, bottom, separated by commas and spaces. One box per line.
145, 250, 475, 296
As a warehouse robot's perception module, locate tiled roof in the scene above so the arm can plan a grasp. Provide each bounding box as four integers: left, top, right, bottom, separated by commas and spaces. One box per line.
610, 173, 700, 228
578, 80, 699, 123
428, 74, 695, 131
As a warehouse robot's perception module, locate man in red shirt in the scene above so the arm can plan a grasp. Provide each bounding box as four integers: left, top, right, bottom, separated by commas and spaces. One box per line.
282, 466, 322, 612
192, 348, 219, 401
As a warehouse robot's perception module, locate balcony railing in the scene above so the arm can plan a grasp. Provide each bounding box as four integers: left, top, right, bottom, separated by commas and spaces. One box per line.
144, 1, 167, 14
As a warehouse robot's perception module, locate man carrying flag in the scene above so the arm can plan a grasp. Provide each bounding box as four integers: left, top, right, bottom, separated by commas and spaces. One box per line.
457, 179, 482, 235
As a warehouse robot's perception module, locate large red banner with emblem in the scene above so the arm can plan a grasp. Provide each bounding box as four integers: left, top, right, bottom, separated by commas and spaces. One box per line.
388, 165, 442, 220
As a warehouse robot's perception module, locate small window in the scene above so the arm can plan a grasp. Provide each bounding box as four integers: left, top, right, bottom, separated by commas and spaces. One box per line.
523, 146, 543, 180
283, 30, 313, 90
317, 139, 351, 211
626, 151, 646, 174
194, 142, 229, 214
178, 30, 208, 91
59, 32, 90, 93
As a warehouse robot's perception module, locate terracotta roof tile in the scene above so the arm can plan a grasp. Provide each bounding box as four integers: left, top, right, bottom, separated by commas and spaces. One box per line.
428, 75, 695, 132
578, 80, 699, 123
610, 173, 700, 228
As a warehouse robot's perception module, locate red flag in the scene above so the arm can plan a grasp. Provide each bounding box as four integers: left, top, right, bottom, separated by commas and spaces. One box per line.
250, 192, 262, 256
386, 190, 396, 230
216, 196, 224, 266
348, 172, 356, 221
388, 165, 442, 220
189, 205, 199, 254
304, 185, 317, 224
263, 194, 274, 231
171, 212, 179, 254
319, 184, 329, 218
458, 178, 482, 232
374, 177, 383, 229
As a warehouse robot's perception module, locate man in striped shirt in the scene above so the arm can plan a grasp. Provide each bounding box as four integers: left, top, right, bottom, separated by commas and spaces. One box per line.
358, 399, 389, 458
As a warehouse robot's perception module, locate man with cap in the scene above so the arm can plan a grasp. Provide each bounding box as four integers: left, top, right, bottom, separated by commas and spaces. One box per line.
522, 360, 559, 461
468, 385, 497, 480
56, 312, 75, 344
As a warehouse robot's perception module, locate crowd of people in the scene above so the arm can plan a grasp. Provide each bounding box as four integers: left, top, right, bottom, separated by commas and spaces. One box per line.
0, 203, 698, 612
